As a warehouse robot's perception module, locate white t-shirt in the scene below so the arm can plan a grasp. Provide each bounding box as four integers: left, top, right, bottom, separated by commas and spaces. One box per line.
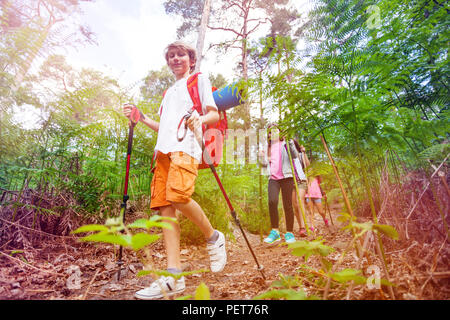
155, 73, 218, 162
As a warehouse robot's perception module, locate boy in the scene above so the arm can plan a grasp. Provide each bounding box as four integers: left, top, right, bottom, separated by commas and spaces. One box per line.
122, 41, 226, 300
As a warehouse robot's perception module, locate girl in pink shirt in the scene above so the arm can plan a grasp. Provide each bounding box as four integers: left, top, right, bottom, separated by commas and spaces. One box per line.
259, 124, 297, 244
305, 176, 329, 227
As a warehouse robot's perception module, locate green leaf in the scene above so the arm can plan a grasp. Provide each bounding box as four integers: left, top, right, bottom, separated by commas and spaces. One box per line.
105, 216, 123, 227
329, 268, 367, 285
343, 221, 373, 233
72, 224, 109, 234
194, 282, 210, 300
320, 258, 333, 272
130, 233, 160, 251
337, 212, 354, 223
380, 278, 396, 287
149, 221, 174, 229
137, 270, 152, 277
137, 269, 208, 279
81, 232, 131, 247
127, 216, 175, 230
128, 218, 173, 230
288, 238, 334, 261
270, 274, 300, 289
373, 224, 399, 240
126, 219, 148, 229
149, 214, 177, 223
253, 289, 312, 300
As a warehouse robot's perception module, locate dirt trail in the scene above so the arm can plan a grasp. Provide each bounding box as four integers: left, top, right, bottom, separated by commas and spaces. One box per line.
0, 207, 448, 300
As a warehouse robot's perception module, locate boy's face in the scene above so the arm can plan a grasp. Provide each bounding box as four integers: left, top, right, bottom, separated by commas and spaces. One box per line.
167, 47, 193, 79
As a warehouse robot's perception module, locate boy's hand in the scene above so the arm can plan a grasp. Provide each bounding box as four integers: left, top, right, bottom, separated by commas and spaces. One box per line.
187, 112, 202, 133
122, 103, 144, 124
122, 103, 134, 119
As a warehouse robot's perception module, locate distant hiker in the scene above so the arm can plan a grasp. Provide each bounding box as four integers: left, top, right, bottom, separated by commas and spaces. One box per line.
289, 139, 310, 237
259, 124, 308, 244
122, 41, 226, 300
305, 175, 329, 228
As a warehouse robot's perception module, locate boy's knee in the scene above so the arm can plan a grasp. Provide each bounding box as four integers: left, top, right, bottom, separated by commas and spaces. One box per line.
169, 198, 192, 209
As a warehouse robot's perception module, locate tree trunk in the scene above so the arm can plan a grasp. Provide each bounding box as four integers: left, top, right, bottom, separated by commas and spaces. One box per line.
195, 0, 211, 73
242, 9, 250, 165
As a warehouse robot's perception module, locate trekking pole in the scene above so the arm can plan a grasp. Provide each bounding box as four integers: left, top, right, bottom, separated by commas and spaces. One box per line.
177, 111, 266, 280
299, 145, 316, 233
117, 104, 143, 281
285, 139, 311, 236
323, 195, 334, 226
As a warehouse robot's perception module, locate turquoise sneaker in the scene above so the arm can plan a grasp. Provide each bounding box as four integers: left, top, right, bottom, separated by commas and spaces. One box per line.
284, 232, 296, 243
264, 229, 281, 244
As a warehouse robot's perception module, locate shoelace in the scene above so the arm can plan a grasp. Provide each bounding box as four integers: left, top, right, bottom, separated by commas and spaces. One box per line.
149, 277, 172, 291
208, 243, 224, 261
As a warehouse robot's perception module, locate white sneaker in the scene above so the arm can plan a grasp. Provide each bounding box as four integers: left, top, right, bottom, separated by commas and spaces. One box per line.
134, 276, 185, 300
207, 230, 227, 272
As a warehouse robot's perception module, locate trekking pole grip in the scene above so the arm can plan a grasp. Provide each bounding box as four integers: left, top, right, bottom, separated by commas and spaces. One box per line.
177, 109, 194, 142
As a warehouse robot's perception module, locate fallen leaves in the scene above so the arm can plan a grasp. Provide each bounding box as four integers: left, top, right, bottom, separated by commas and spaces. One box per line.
0, 206, 448, 300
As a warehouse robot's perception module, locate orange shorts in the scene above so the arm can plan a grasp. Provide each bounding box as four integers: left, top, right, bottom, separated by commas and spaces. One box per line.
150, 151, 199, 210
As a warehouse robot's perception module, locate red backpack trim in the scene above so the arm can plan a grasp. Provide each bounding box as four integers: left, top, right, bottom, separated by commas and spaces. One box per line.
153, 73, 227, 171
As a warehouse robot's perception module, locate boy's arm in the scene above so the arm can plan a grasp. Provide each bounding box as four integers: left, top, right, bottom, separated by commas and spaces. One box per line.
200, 106, 219, 125
139, 113, 159, 132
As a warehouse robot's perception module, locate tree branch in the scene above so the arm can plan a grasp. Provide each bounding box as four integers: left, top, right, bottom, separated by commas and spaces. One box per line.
207, 24, 243, 37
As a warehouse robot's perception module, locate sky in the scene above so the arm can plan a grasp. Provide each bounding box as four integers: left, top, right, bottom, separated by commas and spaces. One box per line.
63, 0, 312, 89
16, 0, 197, 128
63, 0, 240, 92
16, 0, 312, 129
65, 0, 180, 89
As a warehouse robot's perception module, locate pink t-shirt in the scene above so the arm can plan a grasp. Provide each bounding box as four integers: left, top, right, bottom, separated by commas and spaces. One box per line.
269, 141, 284, 180
306, 178, 322, 198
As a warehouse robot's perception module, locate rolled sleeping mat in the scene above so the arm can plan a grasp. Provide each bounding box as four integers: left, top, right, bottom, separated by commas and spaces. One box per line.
212, 83, 245, 111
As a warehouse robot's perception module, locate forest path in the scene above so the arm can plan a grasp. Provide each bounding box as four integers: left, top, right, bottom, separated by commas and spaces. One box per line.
6, 201, 447, 301
1, 206, 366, 300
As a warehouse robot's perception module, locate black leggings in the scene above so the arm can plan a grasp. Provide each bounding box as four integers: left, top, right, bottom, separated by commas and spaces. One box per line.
268, 178, 294, 232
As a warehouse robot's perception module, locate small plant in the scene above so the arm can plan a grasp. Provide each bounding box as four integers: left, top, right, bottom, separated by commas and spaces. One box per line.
254, 213, 398, 300
73, 213, 211, 299
73, 214, 174, 251
288, 237, 335, 271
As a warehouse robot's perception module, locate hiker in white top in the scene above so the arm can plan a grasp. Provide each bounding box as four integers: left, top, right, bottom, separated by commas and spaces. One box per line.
156, 73, 217, 162
122, 41, 227, 300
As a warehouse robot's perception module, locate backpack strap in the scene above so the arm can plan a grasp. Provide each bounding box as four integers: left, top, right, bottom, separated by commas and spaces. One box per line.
160, 74, 202, 117
187, 72, 202, 115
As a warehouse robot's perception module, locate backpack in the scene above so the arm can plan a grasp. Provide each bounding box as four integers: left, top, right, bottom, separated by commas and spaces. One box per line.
286, 139, 307, 184
155, 72, 228, 170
